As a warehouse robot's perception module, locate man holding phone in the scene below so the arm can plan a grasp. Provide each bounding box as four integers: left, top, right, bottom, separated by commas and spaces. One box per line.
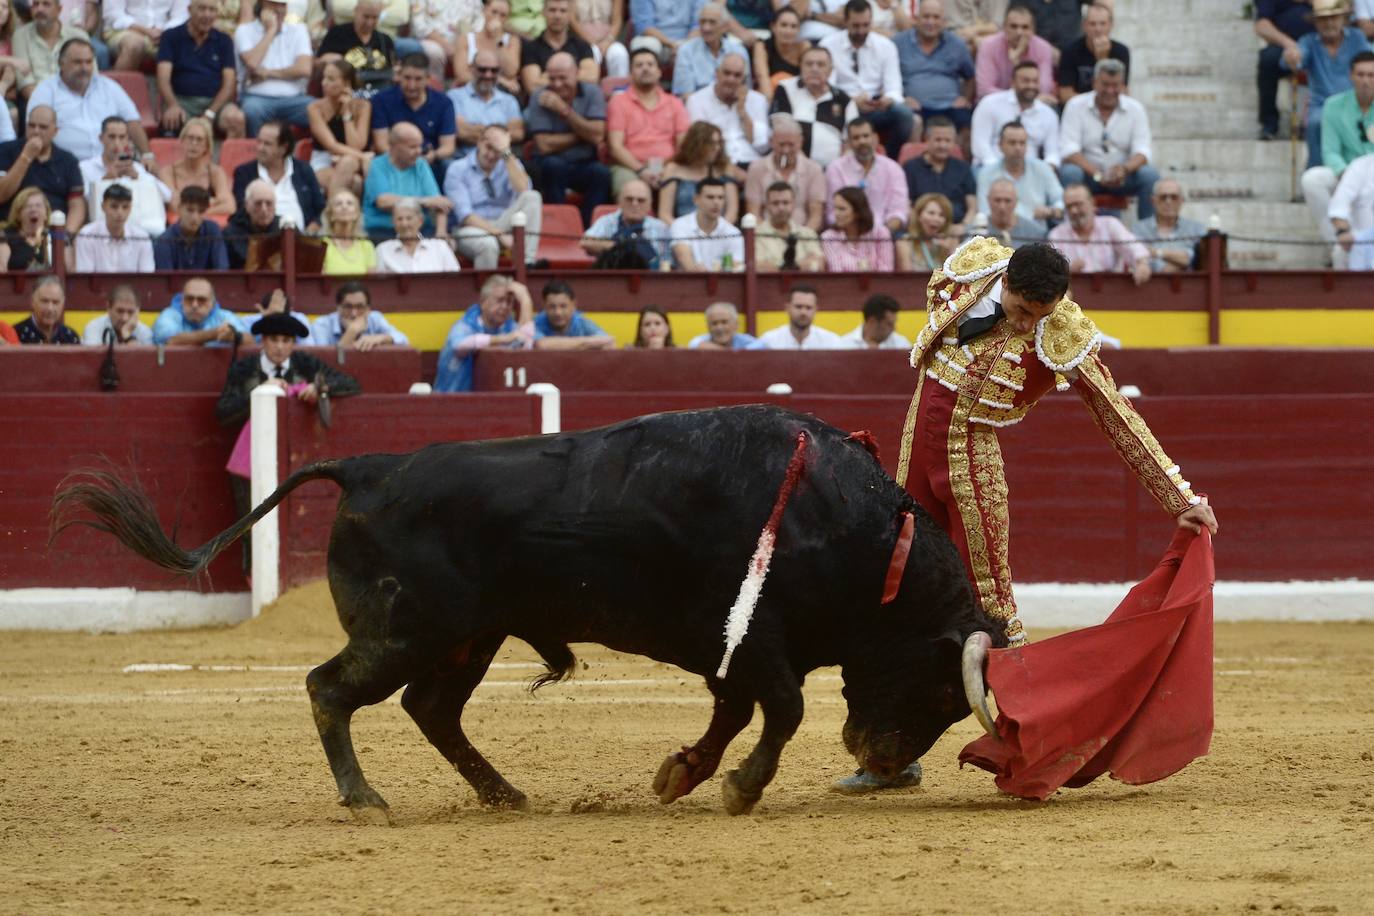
79, 115, 172, 236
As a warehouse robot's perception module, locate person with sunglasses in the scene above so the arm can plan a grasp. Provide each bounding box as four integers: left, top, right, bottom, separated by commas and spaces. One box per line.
1135, 178, 1204, 274
449, 48, 525, 158
1058, 56, 1158, 221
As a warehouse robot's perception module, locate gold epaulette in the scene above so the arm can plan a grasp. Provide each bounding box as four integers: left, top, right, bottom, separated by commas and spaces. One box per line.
1033, 299, 1101, 376
942, 236, 1014, 283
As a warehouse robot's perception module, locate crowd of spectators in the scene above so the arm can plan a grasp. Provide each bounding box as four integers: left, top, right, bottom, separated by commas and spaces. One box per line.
1, 0, 1370, 317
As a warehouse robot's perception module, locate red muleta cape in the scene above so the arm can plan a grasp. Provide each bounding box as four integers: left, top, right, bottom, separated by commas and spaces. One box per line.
959, 528, 1215, 801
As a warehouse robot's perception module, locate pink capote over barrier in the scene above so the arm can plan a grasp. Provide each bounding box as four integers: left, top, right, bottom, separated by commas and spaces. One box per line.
959, 528, 1215, 800
224, 383, 309, 478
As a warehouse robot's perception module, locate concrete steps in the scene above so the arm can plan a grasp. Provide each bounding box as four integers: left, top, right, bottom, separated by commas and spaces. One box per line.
1107, 1, 1326, 267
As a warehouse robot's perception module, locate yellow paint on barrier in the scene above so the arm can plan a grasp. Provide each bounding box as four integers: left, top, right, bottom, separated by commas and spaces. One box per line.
8, 308, 1371, 350
1221, 309, 1374, 346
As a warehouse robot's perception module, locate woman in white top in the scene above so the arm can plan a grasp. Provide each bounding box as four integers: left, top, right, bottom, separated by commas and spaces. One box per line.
411, 0, 486, 80
570, 0, 627, 77
374, 197, 460, 273
461, 0, 520, 94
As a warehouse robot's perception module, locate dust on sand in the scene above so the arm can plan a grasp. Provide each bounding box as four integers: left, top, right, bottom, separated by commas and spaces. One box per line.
2, 582, 1371, 914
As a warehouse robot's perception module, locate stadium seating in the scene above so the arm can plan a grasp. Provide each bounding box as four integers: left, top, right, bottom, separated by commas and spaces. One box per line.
218, 138, 257, 177
149, 138, 182, 169
537, 204, 594, 268
106, 71, 159, 135
898, 142, 965, 165
590, 204, 616, 224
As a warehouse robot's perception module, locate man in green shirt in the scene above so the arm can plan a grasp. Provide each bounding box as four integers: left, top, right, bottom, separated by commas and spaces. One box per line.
1301, 50, 1374, 252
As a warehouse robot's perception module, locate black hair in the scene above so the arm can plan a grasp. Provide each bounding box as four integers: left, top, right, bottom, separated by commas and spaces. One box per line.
846, 114, 875, 135
102, 184, 133, 202
99, 115, 127, 135
861, 293, 899, 321
58, 36, 94, 60
262, 118, 295, 149
1005, 243, 1070, 307
1005, 3, 1035, 25
697, 176, 727, 192
998, 119, 1027, 140
400, 52, 429, 70
335, 280, 371, 305
179, 185, 211, 208
843, 0, 870, 16
1353, 51, 1374, 70
630, 47, 659, 67
788, 283, 818, 302
542, 279, 576, 300
925, 115, 955, 135
1012, 59, 1040, 75
765, 180, 794, 196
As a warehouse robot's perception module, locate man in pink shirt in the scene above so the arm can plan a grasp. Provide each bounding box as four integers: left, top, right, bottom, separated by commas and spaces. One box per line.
606, 47, 691, 195
974, 4, 1056, 102
1048, 183, 1152, 284
823, 115, 909, 234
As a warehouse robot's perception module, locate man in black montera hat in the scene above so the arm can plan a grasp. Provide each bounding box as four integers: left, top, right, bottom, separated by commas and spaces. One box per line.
215, 310, 360, 572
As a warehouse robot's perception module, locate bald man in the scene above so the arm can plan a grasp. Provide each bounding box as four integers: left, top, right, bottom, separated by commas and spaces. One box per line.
527, 51, 610, 225
363, 121, 453, 237
0, 104, 87, 231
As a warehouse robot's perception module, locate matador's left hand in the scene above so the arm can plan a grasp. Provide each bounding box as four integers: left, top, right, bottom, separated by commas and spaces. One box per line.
1176, 497, 1218, 535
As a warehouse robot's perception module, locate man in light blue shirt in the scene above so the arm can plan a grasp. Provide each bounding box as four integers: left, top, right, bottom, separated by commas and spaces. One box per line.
580, 178, 672, 268
152, 276, 249, 346
444, 124, 544, 267
671, 3, 749, 96
447, 49, 524, 155
533, 279, 615, 349
309, 281, 410, 350
687, 301, 755, 349
435, 275, 534, 392
30, 37, 147, 161
893, 3, 975, 133
975, 121, 1064, 228
1282, 5, 1372, 168
362, 122, 452, 238
628, 0, 708, 60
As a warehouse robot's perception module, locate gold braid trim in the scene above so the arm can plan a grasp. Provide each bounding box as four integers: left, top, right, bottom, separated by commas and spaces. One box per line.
895, 371, 924, 488
1075, 356, 1200, 517
1033, 298, 1101, 372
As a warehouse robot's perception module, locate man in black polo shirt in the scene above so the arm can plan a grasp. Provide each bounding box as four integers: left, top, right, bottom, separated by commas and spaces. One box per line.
318, 0, 397, 97
0, 104, 85, 231
156, 0, 247, 137
1055, 2, 1130, 104
903, 116, 976, 227
519, 0, 598, 95
15, 275, 81, 345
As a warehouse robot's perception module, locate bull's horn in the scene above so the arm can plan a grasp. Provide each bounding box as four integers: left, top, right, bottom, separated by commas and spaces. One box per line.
961, 631, 999, 741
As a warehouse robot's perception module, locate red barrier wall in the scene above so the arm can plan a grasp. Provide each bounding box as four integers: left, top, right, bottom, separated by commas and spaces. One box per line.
0, 347, 423, 394
473, 349, 1374, 397
5, 381, 1371, 594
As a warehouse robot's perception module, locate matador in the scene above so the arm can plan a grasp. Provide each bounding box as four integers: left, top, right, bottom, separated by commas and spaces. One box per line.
835, 236, 1219, 793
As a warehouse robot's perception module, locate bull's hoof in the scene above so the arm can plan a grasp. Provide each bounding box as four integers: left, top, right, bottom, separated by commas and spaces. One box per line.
653, 753, 691, 805
479, 786, 529, 811
721, 770, 759, 816
348, 802, 395, 826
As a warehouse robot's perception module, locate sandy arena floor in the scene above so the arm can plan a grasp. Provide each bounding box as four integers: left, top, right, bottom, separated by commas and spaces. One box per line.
2, 583, 1371, 915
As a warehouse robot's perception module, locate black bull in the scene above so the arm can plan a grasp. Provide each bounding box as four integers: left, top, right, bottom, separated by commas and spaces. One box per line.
51, 405, 1006, 820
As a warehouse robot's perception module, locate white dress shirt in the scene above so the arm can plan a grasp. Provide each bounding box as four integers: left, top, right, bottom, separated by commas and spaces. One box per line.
374, 238, 461, 273
751, 323, 845, 349
669, 212, 744, 271
840, 324, 912, 349
685, 85, 770, 165
28, 74, 140, 161
1059, 91, 1152, 172
102, 0, 189, 31
258, 158, 305, 230
73, 216, 155, 272
234, 20, 311, 97
818, 30, 903, 104
80, 156, 173, 236
970, 89, 1062, 168
1328, 152, 1374, 235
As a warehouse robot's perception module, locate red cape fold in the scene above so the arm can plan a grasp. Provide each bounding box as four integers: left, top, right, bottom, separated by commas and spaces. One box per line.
959, 528, 1215, 800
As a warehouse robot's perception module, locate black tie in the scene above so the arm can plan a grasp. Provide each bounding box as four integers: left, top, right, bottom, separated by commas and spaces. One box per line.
274, 365, 285, 379
957, 303, 1006, 344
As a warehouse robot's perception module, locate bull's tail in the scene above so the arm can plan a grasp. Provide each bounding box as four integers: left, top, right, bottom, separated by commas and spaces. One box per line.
50, 460, 351, 579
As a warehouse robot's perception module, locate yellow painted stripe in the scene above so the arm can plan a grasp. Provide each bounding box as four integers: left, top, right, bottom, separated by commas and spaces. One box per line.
9, 309, 1372, 350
